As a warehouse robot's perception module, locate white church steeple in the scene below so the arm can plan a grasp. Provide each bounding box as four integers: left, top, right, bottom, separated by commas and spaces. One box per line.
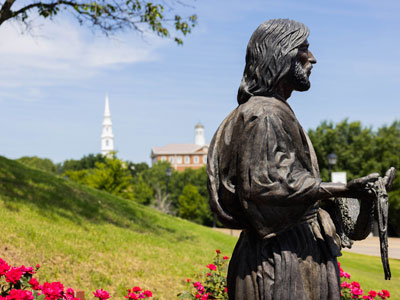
101, 94, 114, 156
194, 122, 206, 146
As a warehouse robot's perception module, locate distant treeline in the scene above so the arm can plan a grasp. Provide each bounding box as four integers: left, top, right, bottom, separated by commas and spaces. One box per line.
16, 120, 400, 235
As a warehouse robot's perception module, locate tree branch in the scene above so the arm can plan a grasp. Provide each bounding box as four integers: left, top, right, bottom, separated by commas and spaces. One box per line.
0, 0, 197, 44
0, 0, 16, 25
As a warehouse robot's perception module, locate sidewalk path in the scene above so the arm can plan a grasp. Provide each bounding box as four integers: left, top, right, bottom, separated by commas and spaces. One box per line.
214, 228, 400, 260
343, 236, 400, 260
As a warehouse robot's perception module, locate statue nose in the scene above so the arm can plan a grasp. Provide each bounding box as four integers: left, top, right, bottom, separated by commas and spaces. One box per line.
308, 50, 317, 64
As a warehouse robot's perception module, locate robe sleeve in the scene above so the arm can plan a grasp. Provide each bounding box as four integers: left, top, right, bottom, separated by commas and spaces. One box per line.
237, 111, 321, 207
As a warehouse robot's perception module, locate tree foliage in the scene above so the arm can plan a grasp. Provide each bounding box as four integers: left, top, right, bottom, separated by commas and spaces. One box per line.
308, 120, 400, 236
132, 174, 153, 204
0, 0, 197, 44
178, 184, 209, 224
64, 154, 134, 200
60, 153, 106, 173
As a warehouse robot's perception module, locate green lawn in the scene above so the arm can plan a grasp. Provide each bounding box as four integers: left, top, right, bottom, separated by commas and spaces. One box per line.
0, 156, 237, 299
339, 251, 400, 298
1, 155, 398, 299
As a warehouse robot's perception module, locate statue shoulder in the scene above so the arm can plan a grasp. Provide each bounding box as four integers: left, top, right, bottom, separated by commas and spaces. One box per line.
238, 96, 296, 123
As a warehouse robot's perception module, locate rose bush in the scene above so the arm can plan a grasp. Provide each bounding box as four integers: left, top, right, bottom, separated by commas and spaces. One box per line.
339, 262, 390, 300
178, 252, 391, 300
0, 255, 391, 300
0, 258, 152, 300
178, 250, 229, 300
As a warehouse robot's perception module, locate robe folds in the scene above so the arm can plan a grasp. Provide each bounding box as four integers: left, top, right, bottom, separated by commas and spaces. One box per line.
207, 96, 342, 299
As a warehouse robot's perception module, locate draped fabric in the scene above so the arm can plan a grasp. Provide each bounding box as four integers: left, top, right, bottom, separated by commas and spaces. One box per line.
207, 96, 342, 299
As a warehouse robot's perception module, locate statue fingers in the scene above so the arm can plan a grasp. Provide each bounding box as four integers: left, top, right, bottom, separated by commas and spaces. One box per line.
383, 167, 396, 191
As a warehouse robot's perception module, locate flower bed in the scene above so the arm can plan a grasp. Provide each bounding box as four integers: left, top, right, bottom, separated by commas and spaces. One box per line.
0, 255, 390, 299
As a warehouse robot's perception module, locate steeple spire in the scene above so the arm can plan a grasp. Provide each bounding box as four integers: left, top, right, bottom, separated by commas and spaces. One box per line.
101, 94, 114, 156
104, 93, 111, 117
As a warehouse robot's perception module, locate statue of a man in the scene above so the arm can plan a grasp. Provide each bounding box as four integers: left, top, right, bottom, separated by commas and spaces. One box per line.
207, 19, 391, 299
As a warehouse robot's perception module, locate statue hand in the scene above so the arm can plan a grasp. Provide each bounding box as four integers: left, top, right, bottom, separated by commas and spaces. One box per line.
383, 167, 396, 192
347, 173, 379, 198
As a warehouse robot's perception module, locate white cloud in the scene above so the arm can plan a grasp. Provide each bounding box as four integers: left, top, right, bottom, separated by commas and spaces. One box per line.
0, 19, 167, 88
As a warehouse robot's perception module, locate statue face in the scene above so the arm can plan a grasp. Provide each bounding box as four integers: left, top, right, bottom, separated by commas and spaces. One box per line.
289, 39, 317, 92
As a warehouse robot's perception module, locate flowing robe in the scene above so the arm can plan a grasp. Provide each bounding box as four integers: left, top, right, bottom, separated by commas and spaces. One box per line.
207, 96, 342, 299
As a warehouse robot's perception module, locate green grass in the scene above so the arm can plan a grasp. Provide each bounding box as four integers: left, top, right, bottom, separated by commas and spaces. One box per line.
1, 155, 398, 299
339, 251, 400, 298
0, 156, 237, 299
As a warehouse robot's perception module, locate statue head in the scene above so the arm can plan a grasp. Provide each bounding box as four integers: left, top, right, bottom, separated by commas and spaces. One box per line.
237, 19, 315, 104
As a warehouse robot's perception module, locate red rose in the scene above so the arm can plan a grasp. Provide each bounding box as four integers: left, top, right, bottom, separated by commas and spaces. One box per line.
215, 250, 221, 254
7, 289, 34, 300
5, 267, 23, 284
0, 259, 10, 276
93, 289, 110, 300
143, 290, 152, 297
42, 282, 64, 300
369, 290, 377, 297
28, 277, 40, 290
206, 264, 216, 271
382, 290, 390, 297
18, 265, 35, 275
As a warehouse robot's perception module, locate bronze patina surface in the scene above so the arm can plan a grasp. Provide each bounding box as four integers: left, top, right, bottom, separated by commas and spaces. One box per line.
207, 19, 395, 300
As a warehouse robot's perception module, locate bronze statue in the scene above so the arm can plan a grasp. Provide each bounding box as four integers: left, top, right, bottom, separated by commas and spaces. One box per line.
207, 19, 395, 300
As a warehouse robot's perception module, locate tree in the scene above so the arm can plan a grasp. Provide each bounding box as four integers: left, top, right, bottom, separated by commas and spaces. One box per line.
0, 0, 197, 44
61, 153, 106, 173
308, 120, 378, 181
178, 184, 209, 224
132, 174, 153, 204
126, 161, 149, 178
64, 154, 134, 200
140, 160, 172, 194
308, 119, 400, 236
168, 166, 207, 209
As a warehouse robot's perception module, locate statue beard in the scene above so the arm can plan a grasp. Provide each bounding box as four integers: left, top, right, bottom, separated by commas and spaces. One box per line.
288, 60, 311, 91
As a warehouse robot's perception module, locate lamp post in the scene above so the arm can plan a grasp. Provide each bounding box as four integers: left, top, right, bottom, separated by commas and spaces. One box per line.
326, 152, 337, 181
165, 167, 172, 198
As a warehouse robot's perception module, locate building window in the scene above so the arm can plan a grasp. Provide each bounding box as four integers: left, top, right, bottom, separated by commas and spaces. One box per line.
203, 155, 207, 163
184, 156, 190, 164
105, 140, 109, 146
193, 156, 199, 164
169, 156, 174, 163
161, 156, 166, 161
177, 156, 182, 164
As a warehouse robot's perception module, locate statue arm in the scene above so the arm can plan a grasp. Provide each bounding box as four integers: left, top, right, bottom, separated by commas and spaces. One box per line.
318, 174, 380, 240
318, 173, 379, 200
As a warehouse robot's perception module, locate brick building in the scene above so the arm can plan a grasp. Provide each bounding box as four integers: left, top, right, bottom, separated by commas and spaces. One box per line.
151, 123, 208, 171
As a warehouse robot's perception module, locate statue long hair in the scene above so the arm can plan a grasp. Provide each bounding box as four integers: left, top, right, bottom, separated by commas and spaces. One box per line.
237, 19, 309, 105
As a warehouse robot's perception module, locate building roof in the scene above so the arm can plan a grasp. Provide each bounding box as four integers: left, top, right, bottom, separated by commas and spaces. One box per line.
195, 122, 204, 129
151, 143, 208, 156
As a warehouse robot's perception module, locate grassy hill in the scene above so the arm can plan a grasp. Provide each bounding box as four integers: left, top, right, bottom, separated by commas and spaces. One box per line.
0, 156, 237, 299
1, 155, 399, 299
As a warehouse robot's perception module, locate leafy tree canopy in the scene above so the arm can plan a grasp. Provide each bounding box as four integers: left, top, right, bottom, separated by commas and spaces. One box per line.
64, 154, 134, 200
309, 119, 400, 236
178, 184, 209, 224
0, 0, 197, 44
61, 153, 106, 173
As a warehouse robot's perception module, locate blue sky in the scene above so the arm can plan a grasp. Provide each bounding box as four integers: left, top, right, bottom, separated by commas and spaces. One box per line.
1, 0, 399, 164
